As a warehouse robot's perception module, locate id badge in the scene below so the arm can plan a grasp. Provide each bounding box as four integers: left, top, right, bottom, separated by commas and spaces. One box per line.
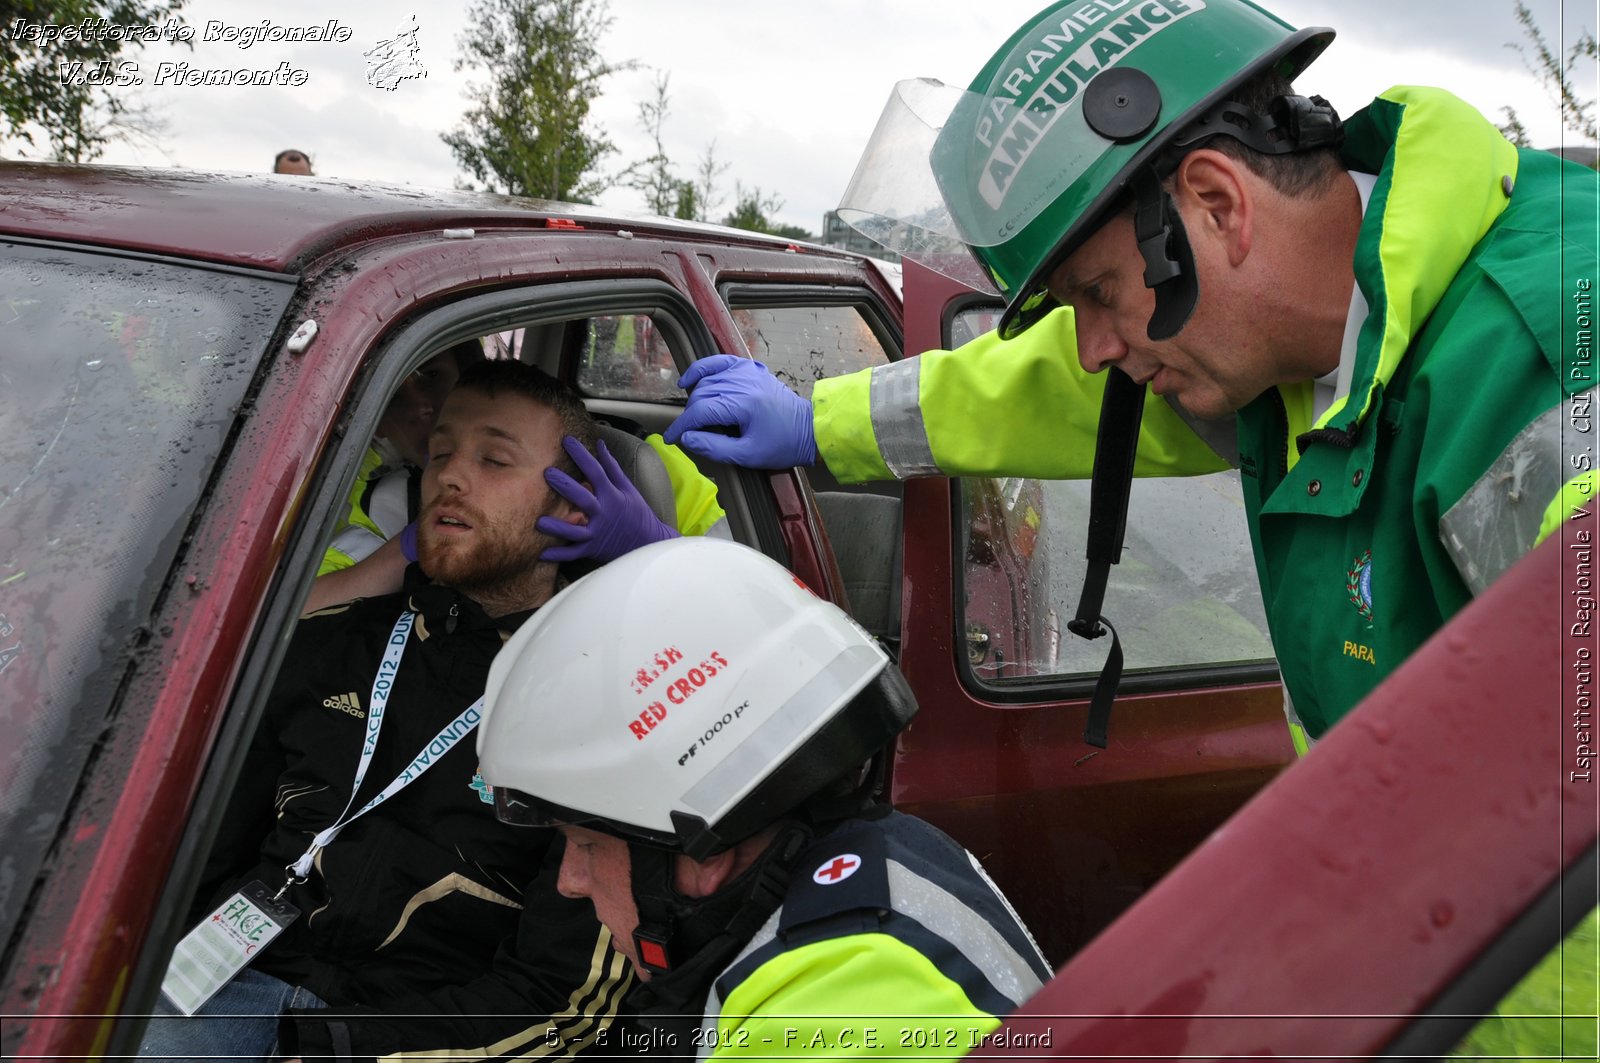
159, 880, 299, 1016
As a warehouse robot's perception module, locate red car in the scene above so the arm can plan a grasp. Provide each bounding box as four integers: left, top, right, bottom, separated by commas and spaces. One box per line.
4, 163, 1577, 1060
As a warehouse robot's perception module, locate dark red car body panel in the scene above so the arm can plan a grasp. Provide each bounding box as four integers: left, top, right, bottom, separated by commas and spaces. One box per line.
0, 163, 769, 273
0, 166, 892, 1058
5, 164, 1581, 1063
889, 258, 1293, 959
980, 507, 1596, 1059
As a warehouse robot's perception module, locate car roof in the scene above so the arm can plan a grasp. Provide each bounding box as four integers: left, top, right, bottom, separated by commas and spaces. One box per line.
0, 161, 825, 273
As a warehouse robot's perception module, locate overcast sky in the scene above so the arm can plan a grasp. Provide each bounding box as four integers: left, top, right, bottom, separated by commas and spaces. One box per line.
6, 0, 1596, 231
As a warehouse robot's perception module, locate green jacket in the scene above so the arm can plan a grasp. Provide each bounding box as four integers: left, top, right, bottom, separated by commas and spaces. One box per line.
813, 85, 1597, 741
700, 811, 1050, 1060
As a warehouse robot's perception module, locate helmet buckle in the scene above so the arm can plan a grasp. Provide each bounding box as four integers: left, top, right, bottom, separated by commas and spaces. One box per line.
1131, 170, 1198, 341
633, 923, 674, 974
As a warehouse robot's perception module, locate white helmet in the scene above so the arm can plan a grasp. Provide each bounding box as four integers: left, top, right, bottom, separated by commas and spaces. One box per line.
477, 537, 918, 859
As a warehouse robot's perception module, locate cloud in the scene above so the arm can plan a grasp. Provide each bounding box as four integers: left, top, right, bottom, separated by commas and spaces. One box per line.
1277, 0, 1594, 70
32, 0, 1593, 227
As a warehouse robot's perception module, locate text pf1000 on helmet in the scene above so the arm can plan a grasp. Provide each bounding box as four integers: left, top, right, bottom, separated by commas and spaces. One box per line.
837, 0, 1339, 342
476, 536, 917, 858
475, 537, 918, 978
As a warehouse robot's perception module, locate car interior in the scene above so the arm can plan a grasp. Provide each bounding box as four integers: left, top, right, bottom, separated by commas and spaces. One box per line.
301, 298, 908, 652
146, 285, 912, 1041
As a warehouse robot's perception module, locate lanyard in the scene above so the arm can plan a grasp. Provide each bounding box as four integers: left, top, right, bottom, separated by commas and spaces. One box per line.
283, 610, 483, 887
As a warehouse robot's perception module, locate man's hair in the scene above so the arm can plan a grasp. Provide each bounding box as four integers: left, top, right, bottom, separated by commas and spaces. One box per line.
453, 360, 598, 478
1111, 71, 1342, 228
1180, 70, 1343, 198
273, 148, 313, 173
442, 338, 487, 373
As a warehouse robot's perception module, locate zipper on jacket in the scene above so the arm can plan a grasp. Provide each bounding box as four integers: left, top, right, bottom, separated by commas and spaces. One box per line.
1271, 387, 1290, 484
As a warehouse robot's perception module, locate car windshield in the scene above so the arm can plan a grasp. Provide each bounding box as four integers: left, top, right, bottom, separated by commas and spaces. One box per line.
0, 241, 294, 930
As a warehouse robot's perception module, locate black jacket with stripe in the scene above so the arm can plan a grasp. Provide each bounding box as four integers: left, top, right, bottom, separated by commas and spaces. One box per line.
196, 583, 630, 1061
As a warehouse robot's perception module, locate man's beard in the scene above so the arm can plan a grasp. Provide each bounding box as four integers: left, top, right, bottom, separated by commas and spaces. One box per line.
416, 495, 565, 604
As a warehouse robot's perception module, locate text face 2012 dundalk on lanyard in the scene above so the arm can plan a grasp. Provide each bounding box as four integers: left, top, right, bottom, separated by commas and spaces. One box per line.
158, 611, 483, 1014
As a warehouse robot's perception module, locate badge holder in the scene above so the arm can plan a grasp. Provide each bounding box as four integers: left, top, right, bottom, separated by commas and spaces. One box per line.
158, 880, 300, 1016
156, 611, 475, 1015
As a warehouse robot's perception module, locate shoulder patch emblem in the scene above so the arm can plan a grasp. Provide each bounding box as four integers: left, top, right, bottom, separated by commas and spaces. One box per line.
1346, 550, 1374, 623
812, 853, 862, 885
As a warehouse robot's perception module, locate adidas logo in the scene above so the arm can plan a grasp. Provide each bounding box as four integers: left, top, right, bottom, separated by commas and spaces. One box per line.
322, 692, 365, 719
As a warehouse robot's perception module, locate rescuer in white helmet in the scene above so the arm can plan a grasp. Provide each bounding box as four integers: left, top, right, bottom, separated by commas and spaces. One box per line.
477, 537, 1052, 1058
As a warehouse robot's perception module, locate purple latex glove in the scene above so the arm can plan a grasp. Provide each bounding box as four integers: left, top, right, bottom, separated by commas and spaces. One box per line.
399, 521, 419, 563
538, 435, 678, 563
662, 355, 818, 468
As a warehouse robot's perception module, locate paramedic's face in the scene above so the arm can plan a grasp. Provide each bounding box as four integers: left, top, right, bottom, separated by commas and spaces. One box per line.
555, 826, 650, 979
1049, 213, 1267, 420
416, 388, 570, 590
378, 353, 460, 467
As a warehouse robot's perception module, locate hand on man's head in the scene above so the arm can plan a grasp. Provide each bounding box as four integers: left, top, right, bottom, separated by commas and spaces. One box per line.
538, 436, 676, 564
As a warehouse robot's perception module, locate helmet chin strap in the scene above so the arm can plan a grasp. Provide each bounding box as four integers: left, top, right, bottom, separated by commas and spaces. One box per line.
623, 823, 811, 1029
1063, 93, 1341, 746
1065, 365, 1147, 748
1063, 168, 1179, 748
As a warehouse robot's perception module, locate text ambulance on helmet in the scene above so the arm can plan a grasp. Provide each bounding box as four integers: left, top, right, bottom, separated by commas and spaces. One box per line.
836, 0, 1338, 342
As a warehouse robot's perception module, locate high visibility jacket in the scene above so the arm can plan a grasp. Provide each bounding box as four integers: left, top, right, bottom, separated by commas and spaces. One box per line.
647, 433, 729, 538
319, 443, 414, 576
813, 86, 1598, 742
698, 810, 1051, 1060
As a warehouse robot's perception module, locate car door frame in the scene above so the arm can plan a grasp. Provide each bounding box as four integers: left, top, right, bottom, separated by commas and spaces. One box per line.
976, 506, 1598, 1058
890, 257, 1296, 964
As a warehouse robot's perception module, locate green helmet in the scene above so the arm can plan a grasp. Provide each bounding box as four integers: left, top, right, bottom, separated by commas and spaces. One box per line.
838, 0, 1336, 339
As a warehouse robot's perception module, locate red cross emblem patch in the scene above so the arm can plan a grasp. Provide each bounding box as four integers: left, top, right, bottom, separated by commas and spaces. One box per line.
812, 853, 862, 885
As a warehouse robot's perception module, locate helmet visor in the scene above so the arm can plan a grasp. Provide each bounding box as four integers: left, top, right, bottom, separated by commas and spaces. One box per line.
837, 76, 1108, 295
836, 78, 1001, 295
495, 787, 683, 851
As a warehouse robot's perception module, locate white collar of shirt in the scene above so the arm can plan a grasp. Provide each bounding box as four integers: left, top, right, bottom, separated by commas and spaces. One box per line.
1312, 170, 1379, 426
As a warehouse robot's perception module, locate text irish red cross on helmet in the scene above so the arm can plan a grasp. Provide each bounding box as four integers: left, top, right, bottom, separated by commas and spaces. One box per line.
812, 853, 862, 885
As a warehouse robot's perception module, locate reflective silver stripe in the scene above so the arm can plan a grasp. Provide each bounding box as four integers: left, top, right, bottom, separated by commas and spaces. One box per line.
963, 851, 1052, 977
1164, 393, 1240, 467
680, 643, 885, 821
869, 359, 941, 478
700, 907, 782, 1059
884, 856, 1047, 1008
700, 856, 1047, 1047
1440, 389, 1596, 595
329, 524, 387, 564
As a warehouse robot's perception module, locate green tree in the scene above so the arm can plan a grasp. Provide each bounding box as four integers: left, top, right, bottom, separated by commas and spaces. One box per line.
442, 0, 631, 202
620, 74, 737, 221
1499, 0, 1597, 154
722, 182, 779, 231
722, 182, 812, 240
1, 0, 187, 162
621, 71, 695, 217
688, 140, 730, 223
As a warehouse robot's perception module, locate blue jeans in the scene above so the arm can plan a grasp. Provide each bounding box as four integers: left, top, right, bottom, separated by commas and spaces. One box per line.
137, 967, 326, 1062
